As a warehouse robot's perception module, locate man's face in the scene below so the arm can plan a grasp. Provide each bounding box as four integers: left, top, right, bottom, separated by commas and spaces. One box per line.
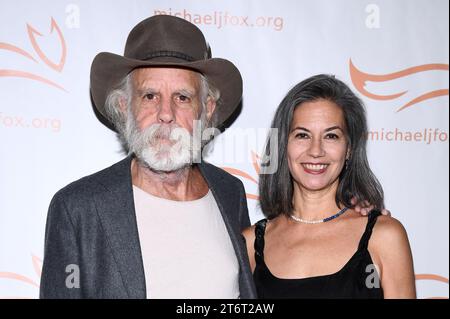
122, 67, 207, 172
130, 67, 202, 134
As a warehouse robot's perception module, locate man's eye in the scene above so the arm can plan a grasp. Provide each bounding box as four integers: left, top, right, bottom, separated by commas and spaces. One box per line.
144, 93, 155, 100
177, 95, 190, 102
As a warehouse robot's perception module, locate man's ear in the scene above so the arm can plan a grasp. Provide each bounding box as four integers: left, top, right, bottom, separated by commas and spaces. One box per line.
118, 96, 128, 114
205, 97, 216, 122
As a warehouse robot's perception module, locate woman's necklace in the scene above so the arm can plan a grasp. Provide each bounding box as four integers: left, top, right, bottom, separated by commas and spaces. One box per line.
290, 207, 349, 224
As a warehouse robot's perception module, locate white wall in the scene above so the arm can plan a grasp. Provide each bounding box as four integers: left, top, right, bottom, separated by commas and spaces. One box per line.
0, 0, 448, 299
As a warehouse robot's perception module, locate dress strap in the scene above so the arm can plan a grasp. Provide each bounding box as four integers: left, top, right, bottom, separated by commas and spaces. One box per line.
358, 210, 382, 251
254, 219, 268, 264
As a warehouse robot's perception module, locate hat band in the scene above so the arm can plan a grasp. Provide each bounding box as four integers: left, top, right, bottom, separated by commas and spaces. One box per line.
142, 50, 196, 62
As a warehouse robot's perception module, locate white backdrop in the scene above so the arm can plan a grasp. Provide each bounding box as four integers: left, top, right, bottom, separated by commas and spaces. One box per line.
0, 0, 448, 299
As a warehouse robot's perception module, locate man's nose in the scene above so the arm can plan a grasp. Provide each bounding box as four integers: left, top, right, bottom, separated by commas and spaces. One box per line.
157, 97, 175, 124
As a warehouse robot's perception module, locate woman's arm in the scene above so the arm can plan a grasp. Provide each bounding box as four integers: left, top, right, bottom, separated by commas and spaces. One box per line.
242, 226, 257, 273
370, 216, 416, 299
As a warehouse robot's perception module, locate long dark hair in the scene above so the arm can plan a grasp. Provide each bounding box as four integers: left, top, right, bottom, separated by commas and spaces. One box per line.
259, 74, 384, 219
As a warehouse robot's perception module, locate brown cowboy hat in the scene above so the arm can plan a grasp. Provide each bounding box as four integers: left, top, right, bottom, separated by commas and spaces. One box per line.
90, 15, 242, 129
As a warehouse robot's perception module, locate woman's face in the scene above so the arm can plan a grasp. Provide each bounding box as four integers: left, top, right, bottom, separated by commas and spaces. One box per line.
287, 99, 349, 193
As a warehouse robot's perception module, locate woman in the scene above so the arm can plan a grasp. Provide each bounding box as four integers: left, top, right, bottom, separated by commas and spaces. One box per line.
243, 74, 416, 298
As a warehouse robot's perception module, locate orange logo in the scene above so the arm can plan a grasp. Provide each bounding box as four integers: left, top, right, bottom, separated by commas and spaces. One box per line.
349, 59, 448, 112
415, 274, 449, 299
0, 17, 67, 91
0, 254, 42, 299
222, 151, 261, 200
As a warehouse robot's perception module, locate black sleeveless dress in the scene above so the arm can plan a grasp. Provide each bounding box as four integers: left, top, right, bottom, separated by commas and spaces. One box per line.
253, 210, 384, 299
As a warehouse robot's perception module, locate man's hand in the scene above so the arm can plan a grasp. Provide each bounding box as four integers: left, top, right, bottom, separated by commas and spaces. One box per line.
351, 198, 391, 216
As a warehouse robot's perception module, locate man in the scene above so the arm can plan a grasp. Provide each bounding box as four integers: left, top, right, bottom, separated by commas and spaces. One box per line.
40, 15, 254, 299
40, 15, 386, 299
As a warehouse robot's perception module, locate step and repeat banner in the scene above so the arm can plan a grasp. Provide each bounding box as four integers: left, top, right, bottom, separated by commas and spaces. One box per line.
0, 0, 448, 299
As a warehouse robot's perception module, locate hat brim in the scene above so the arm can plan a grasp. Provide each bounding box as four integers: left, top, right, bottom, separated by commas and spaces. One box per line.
90, 52, 242, 130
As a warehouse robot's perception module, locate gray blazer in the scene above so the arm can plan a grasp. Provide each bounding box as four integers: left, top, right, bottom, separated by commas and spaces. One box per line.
40, 156, 257, 299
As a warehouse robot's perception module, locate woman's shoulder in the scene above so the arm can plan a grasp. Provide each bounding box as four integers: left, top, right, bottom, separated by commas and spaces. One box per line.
373, 214, 408, 237
242, 218, 267, 237
370, 214, 410, 252
369, 213, 415, 297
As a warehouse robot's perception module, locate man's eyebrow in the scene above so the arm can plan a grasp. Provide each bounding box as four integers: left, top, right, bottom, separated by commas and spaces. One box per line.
175, 89, 196, 96
136, 88, 158, 95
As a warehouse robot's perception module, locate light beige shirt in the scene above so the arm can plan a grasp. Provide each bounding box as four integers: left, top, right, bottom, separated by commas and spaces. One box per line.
133, 185, 240, 299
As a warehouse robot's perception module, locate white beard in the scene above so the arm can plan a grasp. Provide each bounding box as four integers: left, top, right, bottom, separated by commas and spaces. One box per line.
124, 113, 199, 172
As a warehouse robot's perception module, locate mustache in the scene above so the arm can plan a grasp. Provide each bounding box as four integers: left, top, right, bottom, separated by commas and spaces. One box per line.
140, 124, 190, 145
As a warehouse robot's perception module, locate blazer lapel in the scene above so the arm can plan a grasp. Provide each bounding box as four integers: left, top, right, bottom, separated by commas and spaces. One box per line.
94, 156, 146, 298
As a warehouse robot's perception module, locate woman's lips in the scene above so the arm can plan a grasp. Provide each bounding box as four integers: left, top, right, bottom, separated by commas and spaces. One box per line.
302, 163, 329, 175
